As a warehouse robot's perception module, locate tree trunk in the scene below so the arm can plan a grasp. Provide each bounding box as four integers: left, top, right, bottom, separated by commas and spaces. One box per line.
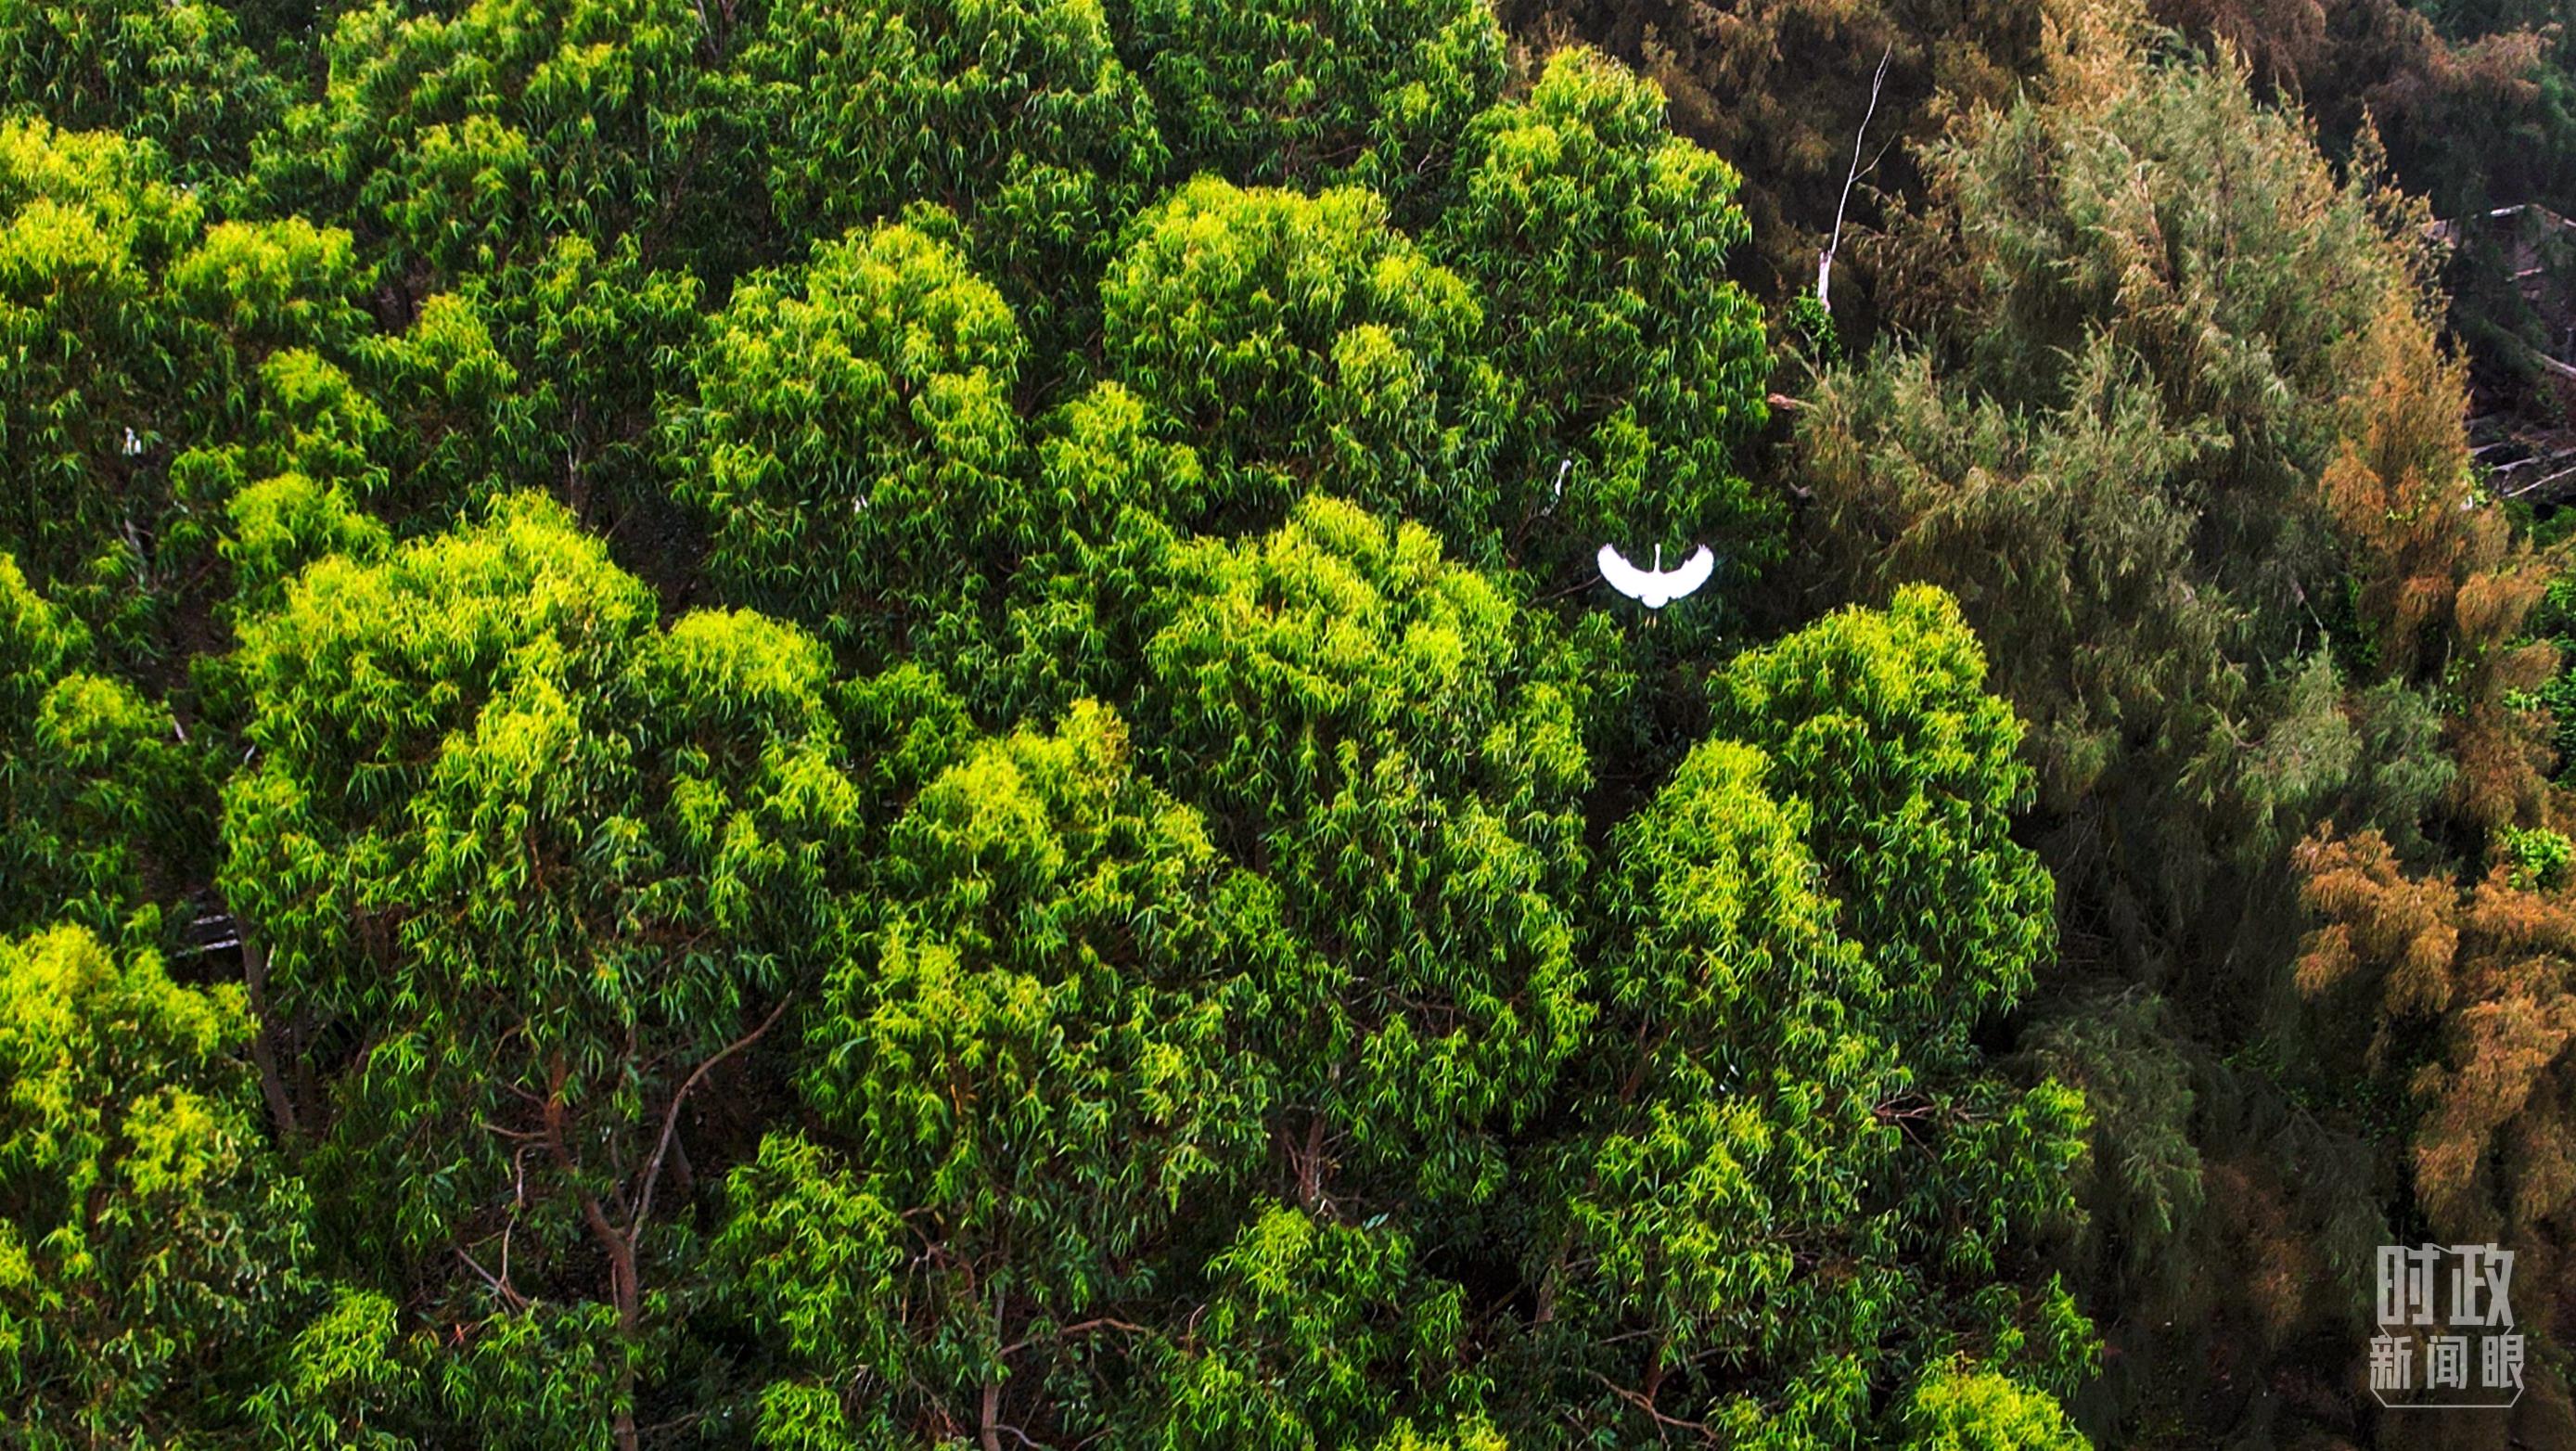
239, 935, 301, 1141
583, 1192, 642, 1451
546, 1059, 642, 1451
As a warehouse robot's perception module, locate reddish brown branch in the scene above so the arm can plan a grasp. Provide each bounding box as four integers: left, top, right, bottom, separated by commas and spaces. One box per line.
630, 995, 792, 1242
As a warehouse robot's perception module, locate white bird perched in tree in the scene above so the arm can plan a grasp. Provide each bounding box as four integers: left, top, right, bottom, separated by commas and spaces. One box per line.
1597, 542, 1716, 610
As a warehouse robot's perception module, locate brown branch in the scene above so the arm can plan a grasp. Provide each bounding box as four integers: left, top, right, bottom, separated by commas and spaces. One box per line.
1298, 1111, 1327, 1212
238, 935, 301, 1141
630, 995, 792, 1242
997, 1316, 1152, 1358
455, 1243, 531, 1313
1585, 1369, 1715, 1442
1053, 1316, 1149, 1338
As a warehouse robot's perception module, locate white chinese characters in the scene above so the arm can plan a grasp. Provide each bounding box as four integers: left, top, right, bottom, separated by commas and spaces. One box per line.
2369, 1243, 2521, 1408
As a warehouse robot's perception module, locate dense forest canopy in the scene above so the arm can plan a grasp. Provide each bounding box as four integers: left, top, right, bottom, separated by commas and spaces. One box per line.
5, 0, 2576, 1447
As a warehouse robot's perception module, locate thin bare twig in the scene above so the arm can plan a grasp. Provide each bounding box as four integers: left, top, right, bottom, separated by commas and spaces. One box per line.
1585, 1369, 1715, 1441
455, 1243, 531, 1313
997, 1316, 1153, 1357
630, 995, 793, 1240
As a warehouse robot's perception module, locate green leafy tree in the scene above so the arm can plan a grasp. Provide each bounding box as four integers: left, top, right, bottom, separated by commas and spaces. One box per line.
0, 6, 2151, 1443
976, 380, 1210, 719
1523, 587, 2088, 1444
468, 238, 700, 525
0, 0, 280, 181
1135, 494, 1611, 1207
1116, 0, 1505, 211
722, 702, 1293, 1446
1101, 179, 1492, 538
232, 0, 760, 546
249, 0, 750, 290
219, 494, 865, 1449
0, 553, 199, 940
741, 0, 1163, 352
667, 217, 1028, 661
0, 924, 319, 1447
0, 119, 204, 599
1433, 47, 1775, 592
0, 117, 381, 661
1902, 1365, 2090, 1449
245, 1286, 425, 1450
345, 238, 700, 533
1710, 584, 2057, 1075
1132, 1204, 1489, 1447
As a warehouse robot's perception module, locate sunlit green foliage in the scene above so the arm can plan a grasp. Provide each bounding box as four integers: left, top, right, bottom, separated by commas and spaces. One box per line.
723, 702, 1290, 1444
1903, 1365, 2090, 1449
742, 0, 1161, 347
1711, 584, 2053, 1072
1120, 0, 1504, 207
1434, 48, 1774, 586
0, 119, 204, 597
220, 494, 864, 1442
0, 924, 317, 1447
0, 555, 197, 939
669, 218, 1027, 658
1138, 496, 1604, 1201
0, 0, 279, 179
0, 3, 2147, 1445
0, 116, 385, 659
1103, 179, 1492, 535
246, 1286, 422, 1449
1135, 1204, 1487, 1447
250, 0, 743, 285
1524, 589, 2085, 1443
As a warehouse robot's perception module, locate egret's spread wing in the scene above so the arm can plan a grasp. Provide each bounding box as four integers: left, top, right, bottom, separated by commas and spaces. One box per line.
1598, 544, 1652, 602
1663, 546, 1717, 602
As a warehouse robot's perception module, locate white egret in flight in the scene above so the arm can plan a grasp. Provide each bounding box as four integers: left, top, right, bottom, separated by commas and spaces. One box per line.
1597, 542, 1716, 610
